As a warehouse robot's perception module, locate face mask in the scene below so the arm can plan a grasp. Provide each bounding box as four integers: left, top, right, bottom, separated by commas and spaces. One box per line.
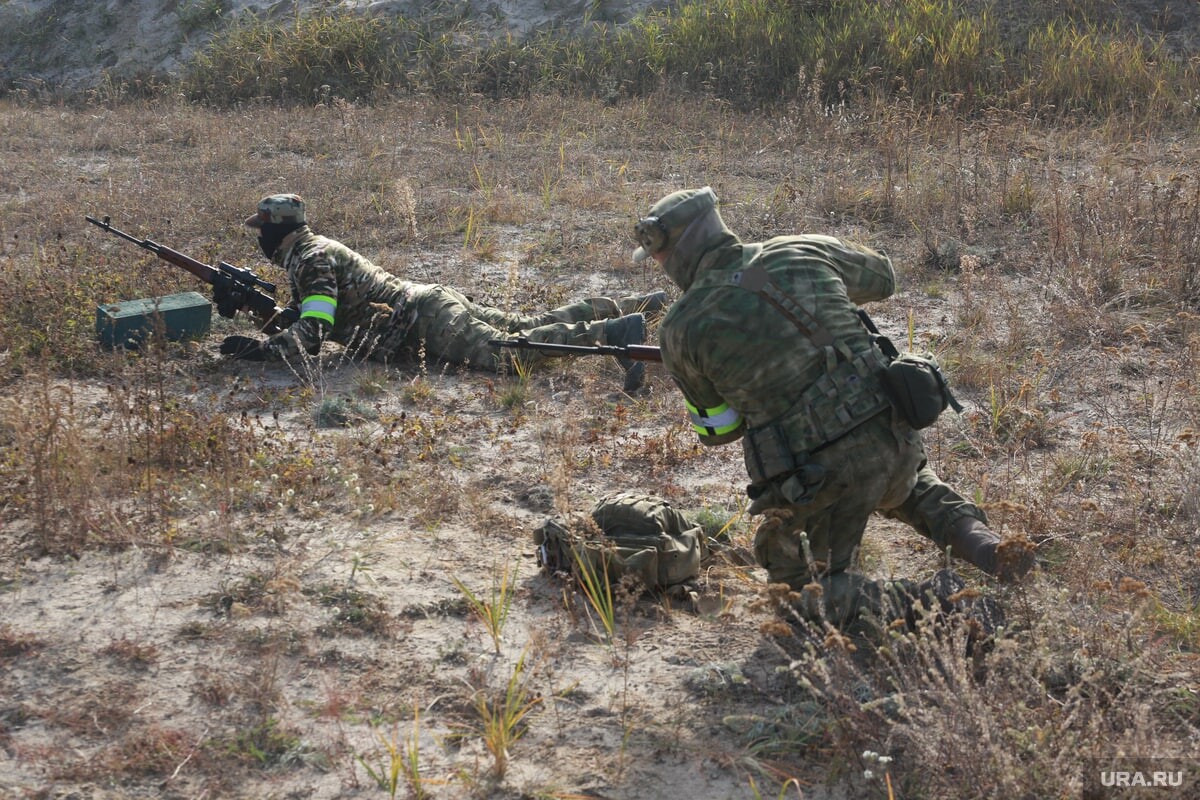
256, 222, 295, 261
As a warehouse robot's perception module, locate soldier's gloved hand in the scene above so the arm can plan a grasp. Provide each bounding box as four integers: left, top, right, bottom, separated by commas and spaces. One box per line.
212, 284, 244, 319
277, 307, 300, 328
220, 335, 270, 361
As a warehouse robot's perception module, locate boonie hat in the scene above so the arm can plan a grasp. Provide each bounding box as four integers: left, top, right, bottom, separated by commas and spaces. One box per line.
632, 187, 717, 262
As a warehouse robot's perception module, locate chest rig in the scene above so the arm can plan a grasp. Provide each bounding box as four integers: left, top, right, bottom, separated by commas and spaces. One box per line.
719, 245, 892, 486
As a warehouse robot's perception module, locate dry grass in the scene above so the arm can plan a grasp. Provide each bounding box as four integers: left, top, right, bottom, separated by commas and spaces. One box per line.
1, 7, 1200, 795
163, 0, 1200, 120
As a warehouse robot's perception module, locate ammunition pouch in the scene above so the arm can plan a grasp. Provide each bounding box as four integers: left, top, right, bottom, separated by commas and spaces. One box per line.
869, 332, 964, 429
743, 346, 891, 493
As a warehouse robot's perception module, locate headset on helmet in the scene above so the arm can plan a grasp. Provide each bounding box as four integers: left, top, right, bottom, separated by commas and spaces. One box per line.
633, 187, 718, 259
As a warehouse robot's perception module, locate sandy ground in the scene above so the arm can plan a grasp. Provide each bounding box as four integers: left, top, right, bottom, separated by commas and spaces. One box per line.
0, 336, 884, 798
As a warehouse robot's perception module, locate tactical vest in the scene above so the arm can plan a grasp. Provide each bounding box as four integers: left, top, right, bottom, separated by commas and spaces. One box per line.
693, 244, 892, 485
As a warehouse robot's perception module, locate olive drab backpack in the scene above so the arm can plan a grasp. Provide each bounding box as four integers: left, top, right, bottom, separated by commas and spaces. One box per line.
533, 493, 709, 592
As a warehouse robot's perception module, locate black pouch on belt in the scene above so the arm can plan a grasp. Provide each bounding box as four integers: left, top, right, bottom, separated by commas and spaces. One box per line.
777, 462, 827, 505
748, 462, 827, 506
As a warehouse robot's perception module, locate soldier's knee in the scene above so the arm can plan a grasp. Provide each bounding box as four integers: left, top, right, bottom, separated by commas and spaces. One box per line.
754, 522, 810, 588
588, 297, 620, 319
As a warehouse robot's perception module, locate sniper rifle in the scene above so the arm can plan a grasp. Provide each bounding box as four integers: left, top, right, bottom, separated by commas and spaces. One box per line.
489, 336, 662, 362
85, 215, 297, 334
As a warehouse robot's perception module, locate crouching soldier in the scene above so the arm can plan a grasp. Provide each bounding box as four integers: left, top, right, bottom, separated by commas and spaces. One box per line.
633, 186, 1035, 634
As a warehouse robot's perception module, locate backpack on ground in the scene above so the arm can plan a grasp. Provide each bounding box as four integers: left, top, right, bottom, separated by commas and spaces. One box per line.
533, 492, 709, 592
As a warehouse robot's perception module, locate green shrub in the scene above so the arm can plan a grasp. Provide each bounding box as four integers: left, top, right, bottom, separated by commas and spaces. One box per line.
184, 12, 423, 104
181, 1, 1199, 120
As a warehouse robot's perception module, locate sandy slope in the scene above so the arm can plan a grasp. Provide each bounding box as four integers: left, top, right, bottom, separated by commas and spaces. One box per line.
0, 0, 667, 90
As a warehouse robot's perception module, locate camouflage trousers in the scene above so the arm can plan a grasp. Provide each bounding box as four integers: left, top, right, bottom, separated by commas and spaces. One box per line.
749, 410, 987, 628
366, 285, 624, 372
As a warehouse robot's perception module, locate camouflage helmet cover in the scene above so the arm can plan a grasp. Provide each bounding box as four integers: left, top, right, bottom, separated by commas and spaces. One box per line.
632, 187, 718, 262
245, 193, 306, 228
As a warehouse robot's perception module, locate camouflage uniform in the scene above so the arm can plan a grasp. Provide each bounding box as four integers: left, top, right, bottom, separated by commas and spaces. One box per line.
638, 188, 993, 627
262, 227, 627, 371
240, 195, 649, 374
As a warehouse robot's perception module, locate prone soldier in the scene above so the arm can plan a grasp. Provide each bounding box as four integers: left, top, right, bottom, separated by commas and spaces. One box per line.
219, 193, 665, 391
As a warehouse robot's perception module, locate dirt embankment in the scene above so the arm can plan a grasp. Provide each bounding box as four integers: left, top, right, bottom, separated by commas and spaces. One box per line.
0, 0, 667, 90
3, 0, 1197, 93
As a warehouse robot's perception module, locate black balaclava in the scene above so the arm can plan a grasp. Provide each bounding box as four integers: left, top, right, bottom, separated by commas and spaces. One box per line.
258, 221, 302, 261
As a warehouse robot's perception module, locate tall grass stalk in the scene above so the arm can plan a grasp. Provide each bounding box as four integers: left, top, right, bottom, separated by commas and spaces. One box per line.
474, 647, 542, 779
495, 354, 534, 409
357, 709, 432, 800
451, 562, 515, 654
357, 724, 404, 799
570, 544, 616, 643
402, 705, 431, 800
748, 776, 805, 800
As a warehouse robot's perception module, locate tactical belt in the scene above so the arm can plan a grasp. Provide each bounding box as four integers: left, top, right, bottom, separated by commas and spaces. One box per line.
741, 346, 892, 484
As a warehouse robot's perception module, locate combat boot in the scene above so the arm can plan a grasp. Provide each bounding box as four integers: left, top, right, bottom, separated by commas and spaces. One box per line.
617, 291, 670, 320
913, 568, 1005, 654
947, 517, 1035, 582
812, 573, 922, 636
602, 313, 646, 392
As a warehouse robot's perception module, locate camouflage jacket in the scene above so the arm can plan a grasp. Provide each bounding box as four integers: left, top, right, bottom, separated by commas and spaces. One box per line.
658, 233, 897, 482
265, 227, 423, 359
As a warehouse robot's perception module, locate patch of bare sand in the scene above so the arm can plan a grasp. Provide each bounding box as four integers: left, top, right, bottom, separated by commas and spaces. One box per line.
0, 351, 867, 798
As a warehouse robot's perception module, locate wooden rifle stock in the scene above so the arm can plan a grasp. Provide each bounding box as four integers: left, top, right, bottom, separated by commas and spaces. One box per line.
85, 215, 295, 334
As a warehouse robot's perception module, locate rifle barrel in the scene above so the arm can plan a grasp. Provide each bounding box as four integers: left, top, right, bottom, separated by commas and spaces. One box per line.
85, 215, 147, 248
85, 214, 293, 335
488, 338, 662, 362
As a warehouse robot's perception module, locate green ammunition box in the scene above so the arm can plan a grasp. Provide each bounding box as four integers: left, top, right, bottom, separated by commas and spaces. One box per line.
96, 291, 213, 349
